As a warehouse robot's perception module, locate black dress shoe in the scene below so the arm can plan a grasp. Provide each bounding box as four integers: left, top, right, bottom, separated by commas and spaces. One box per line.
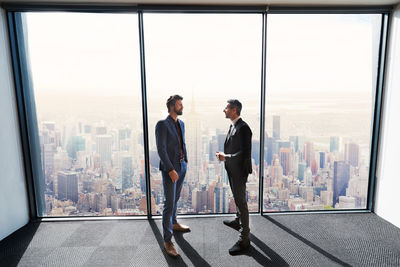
228, 240, 250, 255
223, 219, 241, 231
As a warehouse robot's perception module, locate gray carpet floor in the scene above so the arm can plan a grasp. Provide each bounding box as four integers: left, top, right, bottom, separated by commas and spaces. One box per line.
1, 213, 400, 266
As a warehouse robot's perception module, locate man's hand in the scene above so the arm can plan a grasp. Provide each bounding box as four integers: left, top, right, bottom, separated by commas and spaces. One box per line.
216, 151, 226, 162
169, 170, 179, 183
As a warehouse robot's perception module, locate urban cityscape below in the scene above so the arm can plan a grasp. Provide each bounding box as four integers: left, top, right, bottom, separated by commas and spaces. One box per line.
24, 12, 378, 217
35, 92, 372, 217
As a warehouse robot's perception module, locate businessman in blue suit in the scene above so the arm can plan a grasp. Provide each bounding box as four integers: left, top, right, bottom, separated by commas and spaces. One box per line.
155, 94, 190, 257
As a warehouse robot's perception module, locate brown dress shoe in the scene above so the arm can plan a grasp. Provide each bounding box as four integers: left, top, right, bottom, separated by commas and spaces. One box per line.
163, 241, 179, 257
172, 223, 191, 232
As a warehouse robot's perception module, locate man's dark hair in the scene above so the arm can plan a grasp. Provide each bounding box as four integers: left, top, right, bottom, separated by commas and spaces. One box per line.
227, 99, 242, 115
166, 95, 183, 112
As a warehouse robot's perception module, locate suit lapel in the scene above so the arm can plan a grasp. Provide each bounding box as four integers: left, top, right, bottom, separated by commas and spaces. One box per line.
225, 124, 232, 145
226, 118, 243, 144
167, 116, 180, 143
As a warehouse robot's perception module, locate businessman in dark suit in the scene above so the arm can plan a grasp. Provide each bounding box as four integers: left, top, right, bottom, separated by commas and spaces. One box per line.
217, 99, 252, 255
155, 95, 190, 258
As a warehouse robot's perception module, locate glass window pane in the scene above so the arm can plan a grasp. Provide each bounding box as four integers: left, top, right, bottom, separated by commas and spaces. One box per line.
144, 14, 262, 215
24, 12, 145, 216
263, 14, 382, 212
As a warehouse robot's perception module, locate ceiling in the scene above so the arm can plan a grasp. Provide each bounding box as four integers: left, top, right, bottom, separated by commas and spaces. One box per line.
1, 0, 399, 7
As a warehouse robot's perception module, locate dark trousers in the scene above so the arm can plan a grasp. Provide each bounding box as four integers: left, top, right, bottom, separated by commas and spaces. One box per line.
226, 167, 250, 241
161, 162, 187, 242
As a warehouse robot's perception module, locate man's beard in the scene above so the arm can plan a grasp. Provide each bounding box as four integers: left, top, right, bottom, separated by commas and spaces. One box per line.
174, 107, 183, 115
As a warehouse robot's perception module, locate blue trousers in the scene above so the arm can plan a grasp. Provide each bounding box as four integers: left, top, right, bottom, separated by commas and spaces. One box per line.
162, 162, 187, 242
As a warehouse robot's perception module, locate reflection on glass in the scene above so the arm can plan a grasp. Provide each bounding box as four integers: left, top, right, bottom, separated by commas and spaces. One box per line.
25, 13, 145, 216
263, 14, 382, 212
144, 14, 262, 215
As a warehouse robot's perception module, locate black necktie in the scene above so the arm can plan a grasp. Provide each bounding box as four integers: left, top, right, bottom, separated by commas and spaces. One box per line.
227, 124, 233, 139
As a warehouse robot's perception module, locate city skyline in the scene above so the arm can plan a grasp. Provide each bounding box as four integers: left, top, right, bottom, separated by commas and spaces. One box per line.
23, 12, 378, 217
35, 92, 371, 216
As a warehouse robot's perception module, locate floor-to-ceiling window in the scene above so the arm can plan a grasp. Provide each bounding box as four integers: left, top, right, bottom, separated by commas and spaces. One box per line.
263, 14, 382, 212
23, 12, 145, 216
8, 7, 386, 218
144, 14, 262, 215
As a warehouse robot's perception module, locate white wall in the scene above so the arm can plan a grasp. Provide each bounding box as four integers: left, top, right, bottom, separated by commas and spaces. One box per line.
0, 8, 30, 241
375, 4, 400, 229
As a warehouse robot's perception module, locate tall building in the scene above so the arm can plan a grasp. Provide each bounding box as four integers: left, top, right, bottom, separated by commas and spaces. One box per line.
66, 136, 85, 160
298, 162, 307, 182
345, 142, 359, 167
279, 148, 291, 176
252, 140, 260, 165
272, 115, 280, 139
57, 171, 78, 203
305, 168, 313, 187
214, 182, 228, 213
297, 136, 306, 153
121, 156, 133, 191
330, 136, 339, 152
271, 157, 283, 185
96, 135, 112, 166
266, 134, 276, 166
186, 95, 202, 183
41, 143, 56, 175
304, 141, 314, 167
319, 152, 326, 169
333, 161, 350, 206
289, 136, 297, 152
311, 159, 318, 175
192, 189, 201, 213
118, 128, 131, 151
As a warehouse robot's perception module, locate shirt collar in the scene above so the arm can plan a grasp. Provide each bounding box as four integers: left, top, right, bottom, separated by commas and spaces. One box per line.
231, 116, 240, 126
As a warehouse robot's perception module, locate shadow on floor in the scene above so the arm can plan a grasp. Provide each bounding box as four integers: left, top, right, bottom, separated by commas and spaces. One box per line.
262, 215, 351, 267
174, 231, 212, 267
0, 222, 41, 267
148, 219, 188, 267
247, 233, 290, 267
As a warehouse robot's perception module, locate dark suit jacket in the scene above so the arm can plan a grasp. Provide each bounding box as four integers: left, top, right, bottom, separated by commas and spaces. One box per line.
155, 116, 188, 172
224, 118, 252, 178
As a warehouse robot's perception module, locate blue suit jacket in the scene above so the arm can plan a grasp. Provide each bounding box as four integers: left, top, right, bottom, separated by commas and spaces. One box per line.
155, 116, 188, 172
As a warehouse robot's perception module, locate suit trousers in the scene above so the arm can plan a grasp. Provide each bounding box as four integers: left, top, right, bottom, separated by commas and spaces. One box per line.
226, 167, 250, 241
161, 162, 187, 242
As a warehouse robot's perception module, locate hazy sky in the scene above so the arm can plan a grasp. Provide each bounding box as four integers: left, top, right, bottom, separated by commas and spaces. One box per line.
25, 12, 381, 99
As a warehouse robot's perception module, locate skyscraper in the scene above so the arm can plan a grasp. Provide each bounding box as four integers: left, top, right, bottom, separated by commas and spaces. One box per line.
298, 162, 307, 182
319, 152, 326, 169
345, 143, 359, 167
333, 161, 350, 207
66, 135, 85, 160
186, 95, 202, 183
266, 135, 276, 166
330, 136, 339, 152
273, 115, 280, 139
121, 155, 133, 191
57, 171, 78, 203
96, 135, 112, 166
279, 148, 291, 176
304, 141, 314, 167
289, 136, 298, 152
